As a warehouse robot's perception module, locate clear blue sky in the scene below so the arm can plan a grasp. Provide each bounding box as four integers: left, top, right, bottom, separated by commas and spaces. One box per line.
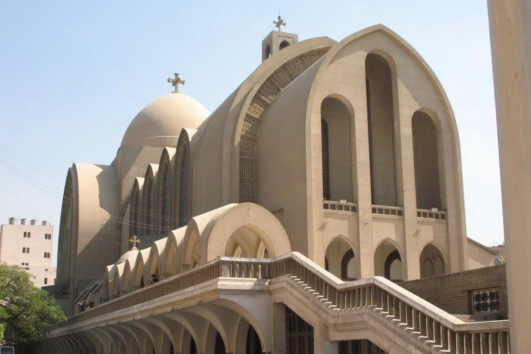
0, 1, 503, 267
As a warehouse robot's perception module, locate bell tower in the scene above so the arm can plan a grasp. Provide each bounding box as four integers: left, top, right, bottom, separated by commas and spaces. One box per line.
262, 16, 298, 62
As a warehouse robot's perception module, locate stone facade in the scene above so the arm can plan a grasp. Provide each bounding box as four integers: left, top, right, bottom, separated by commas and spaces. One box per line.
40, 24, 510, 354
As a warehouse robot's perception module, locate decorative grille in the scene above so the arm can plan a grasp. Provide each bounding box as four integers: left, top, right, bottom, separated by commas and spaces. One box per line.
472, 289, 500, 313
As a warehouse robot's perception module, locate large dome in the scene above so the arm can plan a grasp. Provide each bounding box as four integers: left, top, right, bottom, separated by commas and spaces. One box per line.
121, 93, 210, 149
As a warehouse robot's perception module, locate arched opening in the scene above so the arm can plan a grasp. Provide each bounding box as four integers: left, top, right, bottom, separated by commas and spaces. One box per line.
365, 53, 397, 206
412, 111, 442, 209
160, 164, 171, 233
224, 225, 271, 259
246, 325, 262, 354
164, 240, 178, 277
279, 40, 290, 50
321, 97, 354, 202
148, 253, 161, 284
324, 238, 356, 280
190, 338, 197, 354
420, 244, 445, 278
129, 189, 140, 239
144, 178, 154, 236
214, 332, 225, 354
177, 145, 190, 227
265, 45, 272, 59
374, 241, 403, 281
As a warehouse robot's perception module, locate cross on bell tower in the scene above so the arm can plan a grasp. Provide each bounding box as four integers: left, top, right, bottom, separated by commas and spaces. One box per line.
167, 73, 185, 93
129, 235, 140, 250
262, 15, 298, 62
273, 15, 286, 31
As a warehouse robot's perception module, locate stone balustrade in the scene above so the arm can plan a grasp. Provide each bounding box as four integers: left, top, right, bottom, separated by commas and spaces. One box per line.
372, 205, 404, 216
323, 200, 358, 212
61, 252, 510, 353
417, 208, 447, 220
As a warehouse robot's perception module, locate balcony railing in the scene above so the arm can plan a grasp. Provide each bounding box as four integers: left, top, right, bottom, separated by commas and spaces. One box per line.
372, 205, 403, 216
323, 200, 357, 212
417, 208, 447, 220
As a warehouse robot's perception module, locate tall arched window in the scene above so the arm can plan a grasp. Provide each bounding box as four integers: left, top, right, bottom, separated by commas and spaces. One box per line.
145, 179, 153, 236
178, 145, 190, 227
412, 111, 441, 209
321, 119, 331, 200
321, 97, 354, 202
129, 190, 139, 238
160, 165, 171, 233
365, 53, 397, 206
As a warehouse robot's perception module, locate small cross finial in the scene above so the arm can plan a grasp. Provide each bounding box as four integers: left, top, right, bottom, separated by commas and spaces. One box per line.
273, 15, 286, 31
167, 73, 185, 93
129, 235, 140, 250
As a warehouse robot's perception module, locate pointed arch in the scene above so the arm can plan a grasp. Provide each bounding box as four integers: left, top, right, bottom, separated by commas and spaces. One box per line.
158, 148, 176, 235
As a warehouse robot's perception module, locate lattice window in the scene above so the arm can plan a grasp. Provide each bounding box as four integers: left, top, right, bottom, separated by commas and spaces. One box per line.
248, 97, 268, 118
286, 57, 307, 78
302, 49, 329, 67
239, 178, 255, 202
178, 146, 190, 228
271, 66, 293, 88
472, 289, 500, 314
258, 80, 280, 103
240, 135, 256, 158
242, 115, 261, 138
240, 158, 255, 179
238, 49, 330, 203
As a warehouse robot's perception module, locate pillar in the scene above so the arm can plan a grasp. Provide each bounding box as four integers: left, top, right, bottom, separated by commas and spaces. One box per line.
488, 0, 531, 352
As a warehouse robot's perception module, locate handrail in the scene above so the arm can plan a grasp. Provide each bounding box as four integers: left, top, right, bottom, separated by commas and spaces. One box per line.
60, 252, 510, 353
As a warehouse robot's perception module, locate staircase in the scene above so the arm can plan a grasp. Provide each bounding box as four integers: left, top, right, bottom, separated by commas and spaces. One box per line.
263, 253, 510, 354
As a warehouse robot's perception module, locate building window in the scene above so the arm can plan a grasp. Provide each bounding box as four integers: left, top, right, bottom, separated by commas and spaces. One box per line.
45, 268, 48, 271
44, 234, 51, 240
44, 252, 50, 258
22, 247, 26, 253
44, 278, 47, 285
472, 289, 500, 313
23, 232, 26, 238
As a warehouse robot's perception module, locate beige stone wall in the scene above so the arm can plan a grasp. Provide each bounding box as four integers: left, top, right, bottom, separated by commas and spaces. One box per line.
467, 238, 495, 270
303, 26, 468, 280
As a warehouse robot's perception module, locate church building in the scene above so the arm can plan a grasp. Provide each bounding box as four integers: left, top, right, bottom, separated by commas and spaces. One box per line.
40, 21, 509, 354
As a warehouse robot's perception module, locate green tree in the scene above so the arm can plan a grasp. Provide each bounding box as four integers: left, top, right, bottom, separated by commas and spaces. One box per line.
0, 263, 65, 345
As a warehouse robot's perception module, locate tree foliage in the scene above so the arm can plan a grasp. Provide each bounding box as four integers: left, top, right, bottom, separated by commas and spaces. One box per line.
0, 263, 65, 345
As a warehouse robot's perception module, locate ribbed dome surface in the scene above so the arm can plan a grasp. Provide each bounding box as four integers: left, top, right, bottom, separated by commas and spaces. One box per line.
121, 93, 210, 149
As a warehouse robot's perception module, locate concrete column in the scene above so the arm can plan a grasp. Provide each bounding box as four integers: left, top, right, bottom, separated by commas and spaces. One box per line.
394, 102, 421, 280
488, 0, 531, 352
356, 78, 375, 279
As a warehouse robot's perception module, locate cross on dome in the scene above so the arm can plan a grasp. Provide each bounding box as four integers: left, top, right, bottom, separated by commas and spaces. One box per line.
168, 73, 185, 93
274, 15, 286, 31
129, 235, 140, 250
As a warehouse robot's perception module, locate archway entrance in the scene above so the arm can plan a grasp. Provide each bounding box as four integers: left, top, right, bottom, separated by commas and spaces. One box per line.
420, 244, 445, 278
374, 241, 403, 281
325, 238, 356, 280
